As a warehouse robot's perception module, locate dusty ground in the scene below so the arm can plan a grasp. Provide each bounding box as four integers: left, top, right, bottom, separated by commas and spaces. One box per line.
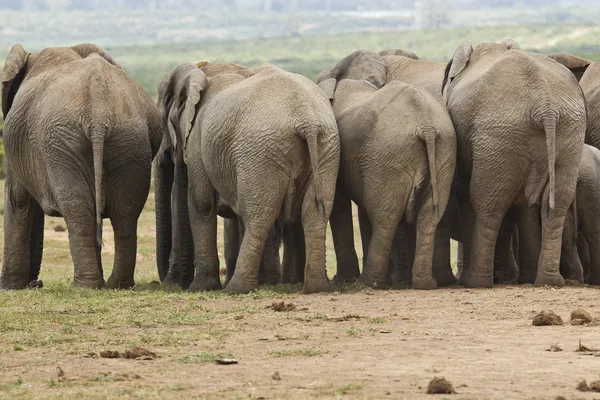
1, 183, 600, 399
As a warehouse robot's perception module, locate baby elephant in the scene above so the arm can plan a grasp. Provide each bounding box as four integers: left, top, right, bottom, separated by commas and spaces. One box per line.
318, 50, 456, 289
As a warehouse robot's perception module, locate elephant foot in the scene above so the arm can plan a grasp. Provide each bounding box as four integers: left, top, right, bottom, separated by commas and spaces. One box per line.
359, 274, 389, 290
106, 276, 135, 290
517, 272, 536, 285
189, 276, 223, 292
73, 278, 105, 289
303, 278, 331, 294
459, 272, 493, 288
412, 276, 438, 290
564, 270, 584, 285
224, 276, 258, 294
0, 278, 29, 290
433, 273, 457, 287
534, 273, 565, 288
588, 275, 600, 286
28, 280, 44, 289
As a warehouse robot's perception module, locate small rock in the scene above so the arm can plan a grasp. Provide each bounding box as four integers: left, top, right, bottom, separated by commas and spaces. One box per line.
590, 380, 600, 392
577, 379, 590, 392
56, 367, 65, 382
234, 315, 244, 320
426, 377, 456, 394
215, 358, 238, 365
571, 309, 593, 324
547, 344, 563, 352
532, 310, 563, 326
54, 225, 66, 232
590, 318, 600, 326
571, 319, 585, 326
271, 371, 281, 380
100, 350, 120, 359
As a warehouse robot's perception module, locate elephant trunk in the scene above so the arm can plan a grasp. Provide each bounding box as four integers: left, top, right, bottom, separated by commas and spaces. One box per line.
168, 159, 195, 288
154, 147, 174, 282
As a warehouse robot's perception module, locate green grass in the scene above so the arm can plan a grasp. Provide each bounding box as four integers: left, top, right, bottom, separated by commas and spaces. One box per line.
268, 347, 328, 357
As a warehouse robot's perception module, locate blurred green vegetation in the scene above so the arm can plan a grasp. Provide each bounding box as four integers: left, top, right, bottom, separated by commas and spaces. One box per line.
108, 24, 600, 97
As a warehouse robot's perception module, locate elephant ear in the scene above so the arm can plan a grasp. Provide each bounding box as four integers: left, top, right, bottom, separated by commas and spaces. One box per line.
501, 39, 521, 50
547, 53, 592, 82
447, 41, 473, 81
2, 43, 30, 119
176, 68, 208, 152
157, 63, 207, 158
378, 49, 419, 60
71, 43, 122, 69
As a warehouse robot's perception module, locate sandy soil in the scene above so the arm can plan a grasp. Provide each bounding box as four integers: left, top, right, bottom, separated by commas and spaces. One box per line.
3, 285, 600, 399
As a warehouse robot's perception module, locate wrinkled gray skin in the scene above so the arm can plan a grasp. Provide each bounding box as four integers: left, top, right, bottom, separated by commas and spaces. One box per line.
442, 39, 586, 288
316, 50, 457, 289
1, 43, 162, 289
156, 62, 340, 294
559, 144, 600, 284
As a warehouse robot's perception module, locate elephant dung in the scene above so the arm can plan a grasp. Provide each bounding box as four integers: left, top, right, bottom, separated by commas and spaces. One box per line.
532, 310, 563, 326
426, 377, 456, 394
570, 309, 593, 324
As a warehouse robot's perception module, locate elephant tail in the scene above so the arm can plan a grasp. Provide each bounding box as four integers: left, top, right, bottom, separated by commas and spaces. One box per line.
542, 113, 556, 213
305, 133, 325, 213
91, 126, 106, 244
418, 128, 439, 216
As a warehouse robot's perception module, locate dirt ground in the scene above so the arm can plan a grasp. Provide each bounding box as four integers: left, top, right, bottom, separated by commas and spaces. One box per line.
1, 183, 600, 399
2, 285, 600, 399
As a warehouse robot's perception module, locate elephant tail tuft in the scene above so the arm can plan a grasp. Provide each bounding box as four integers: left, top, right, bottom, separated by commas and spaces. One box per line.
305, 133, 325, 214
418, 127, 439, 216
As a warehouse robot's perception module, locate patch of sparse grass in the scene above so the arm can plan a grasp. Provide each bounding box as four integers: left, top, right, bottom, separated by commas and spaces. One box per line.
175, 352, 234, 364
345, 327, 361, 337
337, 382, 365, 395
268, 347, 328, 357
369, 317, 387, 324
13, 344, 24, 351
47, 378, 58, 388
12, 377, 23, 387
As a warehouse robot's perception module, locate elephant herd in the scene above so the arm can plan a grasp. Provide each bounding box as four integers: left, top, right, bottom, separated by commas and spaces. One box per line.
0, 40, 598, 295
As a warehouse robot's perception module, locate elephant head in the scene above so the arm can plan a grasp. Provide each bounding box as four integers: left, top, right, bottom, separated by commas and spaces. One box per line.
547, 53, 592, 82
378, 49, 419, 59
316, 49, 387, 99
2, 43, 120, 119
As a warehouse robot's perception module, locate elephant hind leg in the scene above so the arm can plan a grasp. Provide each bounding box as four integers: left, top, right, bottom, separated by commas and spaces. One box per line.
63, 207, 105, 289
359, 210, 403, 290
106, 216, 139, 290
225, 220, 273, 293
1, 177, 36, 290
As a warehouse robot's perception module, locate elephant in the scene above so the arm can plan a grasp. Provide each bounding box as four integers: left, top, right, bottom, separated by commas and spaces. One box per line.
558, 144, 600, 284
316, 50, 457, 289
155, 61, 340, 294
442, 39, 587, 288
547, 54, 598, 148
0, 43, 162, 289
